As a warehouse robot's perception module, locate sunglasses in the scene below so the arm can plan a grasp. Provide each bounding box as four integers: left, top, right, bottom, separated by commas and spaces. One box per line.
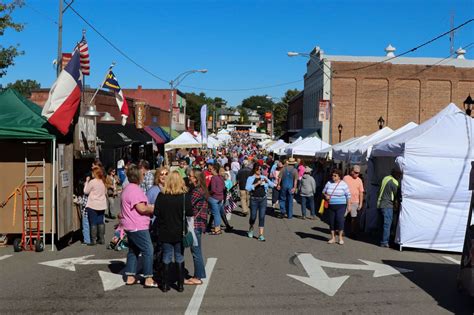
160, 172, 168, 176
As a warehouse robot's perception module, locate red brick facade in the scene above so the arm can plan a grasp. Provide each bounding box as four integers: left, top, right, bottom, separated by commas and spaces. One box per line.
330, 62, 474, 142
288, 91, 304, 131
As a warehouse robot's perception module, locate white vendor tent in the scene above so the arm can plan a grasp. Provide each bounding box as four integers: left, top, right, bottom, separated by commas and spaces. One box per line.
288, 137, 331, 157
267, 139, 287, 152
314, 137, 363, 159
349, 123, 418, 164
259, 139, 274, 148
216, 133, 231, 143
275, 137, 302, 155
250, 132, 271, 140
371, 103, 474, 252
196, 133, 222, 149
165, 132, 201, 151
332, 135, 369, 162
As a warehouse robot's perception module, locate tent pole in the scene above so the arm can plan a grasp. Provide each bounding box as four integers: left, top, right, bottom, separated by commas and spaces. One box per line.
51, 138, 56, 251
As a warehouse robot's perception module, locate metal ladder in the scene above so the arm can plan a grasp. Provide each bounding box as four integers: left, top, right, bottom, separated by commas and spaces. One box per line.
24, 144, 46, 248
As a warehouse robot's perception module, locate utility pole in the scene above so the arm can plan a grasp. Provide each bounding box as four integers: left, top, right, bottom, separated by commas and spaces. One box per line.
57, 0, 63, 77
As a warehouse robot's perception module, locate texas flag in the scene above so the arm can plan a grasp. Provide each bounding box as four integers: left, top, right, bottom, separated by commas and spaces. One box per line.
102, 70, 129, 126
42, 51, 83, 135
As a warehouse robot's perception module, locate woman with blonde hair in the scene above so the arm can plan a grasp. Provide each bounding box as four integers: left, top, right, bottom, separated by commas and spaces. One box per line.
155, 171, 193, 292
84, 166, 107, 245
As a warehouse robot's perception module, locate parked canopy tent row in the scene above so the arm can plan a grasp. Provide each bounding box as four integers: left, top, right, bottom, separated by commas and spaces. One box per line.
266, 139, 287, 152
275, 136, 302, 155
164, 132, 202, 151
314, 136, 365, 159
371, 103, 474, 252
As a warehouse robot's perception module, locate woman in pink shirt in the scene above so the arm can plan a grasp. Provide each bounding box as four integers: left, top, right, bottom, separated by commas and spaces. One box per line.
84, 166, 107, 245
120, 164, 156, 288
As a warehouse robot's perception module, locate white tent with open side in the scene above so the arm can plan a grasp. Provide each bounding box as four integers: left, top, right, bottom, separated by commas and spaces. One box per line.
275, 137, 303, 155
371, 103, 474, 252
314, 136, 364, 159
165, 132, 201, 151
267, 139, 287, 152
288, 137, 331, 157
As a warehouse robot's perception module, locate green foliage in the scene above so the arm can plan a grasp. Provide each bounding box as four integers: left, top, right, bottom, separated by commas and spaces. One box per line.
6, 79, 40, 97
185, 92, 227, 130
274, 88, 301, 137
241, 95, 273, 115
0, 1, 25, 78
237, 105, 249, 124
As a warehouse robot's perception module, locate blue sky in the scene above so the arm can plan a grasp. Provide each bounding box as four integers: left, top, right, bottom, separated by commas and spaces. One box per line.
2, 0, 473, 106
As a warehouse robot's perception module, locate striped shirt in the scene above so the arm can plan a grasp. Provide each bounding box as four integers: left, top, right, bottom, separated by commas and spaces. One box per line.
323, 181, 351, 205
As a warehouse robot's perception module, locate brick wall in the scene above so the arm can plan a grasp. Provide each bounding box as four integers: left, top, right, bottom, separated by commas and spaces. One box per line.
288, 92, 304, 131
331, 62, 474, 142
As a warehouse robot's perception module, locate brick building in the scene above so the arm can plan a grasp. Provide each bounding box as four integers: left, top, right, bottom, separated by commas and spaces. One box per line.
123, 86, 191, 131
299, 46, 474, 143
287, 91, 304, 132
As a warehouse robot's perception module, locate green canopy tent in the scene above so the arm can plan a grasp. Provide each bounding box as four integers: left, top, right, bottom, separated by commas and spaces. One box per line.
0, 88, 57, 250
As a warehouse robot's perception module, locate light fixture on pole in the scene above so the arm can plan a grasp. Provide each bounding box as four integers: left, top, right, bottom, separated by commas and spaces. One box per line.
100, 112, 116, 122
169, 69, 207, 137
377, 116, 385, 130
338, 123, 343, 143
84, 105, 100, 117
464, 94, 474, 116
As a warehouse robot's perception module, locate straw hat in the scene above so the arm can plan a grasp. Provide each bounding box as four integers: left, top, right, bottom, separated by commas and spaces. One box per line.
287, 157, 297, 165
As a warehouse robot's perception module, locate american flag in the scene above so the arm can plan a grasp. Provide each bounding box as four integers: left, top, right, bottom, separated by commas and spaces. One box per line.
77, 35, 90, 75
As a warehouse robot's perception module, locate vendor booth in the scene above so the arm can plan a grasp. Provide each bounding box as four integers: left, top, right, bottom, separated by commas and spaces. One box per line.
371, 104, 474, 252
288, 136, 330, 157
0, 89, 57, 251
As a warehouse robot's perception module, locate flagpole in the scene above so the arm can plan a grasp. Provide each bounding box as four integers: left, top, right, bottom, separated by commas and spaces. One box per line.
89, 62, 116, 105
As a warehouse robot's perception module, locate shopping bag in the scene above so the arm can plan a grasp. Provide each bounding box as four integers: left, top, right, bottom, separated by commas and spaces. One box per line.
318, 200, 325, 215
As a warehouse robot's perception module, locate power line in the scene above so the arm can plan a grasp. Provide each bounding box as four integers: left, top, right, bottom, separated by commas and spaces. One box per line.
67, 4, 169, 84
24, 3, 58, 25
335, 18, 474, 73
180, 79, 303, 92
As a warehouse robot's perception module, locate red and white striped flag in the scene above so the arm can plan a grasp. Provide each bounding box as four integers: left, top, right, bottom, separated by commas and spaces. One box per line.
78, 35, 90, 75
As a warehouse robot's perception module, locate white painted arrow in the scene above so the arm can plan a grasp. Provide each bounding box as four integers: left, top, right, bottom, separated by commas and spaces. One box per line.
287, 253, 349, 296
98, 270, 126, 291
314, 257, 413, 277
0, 255, 13, 261
39, 255, 126, 271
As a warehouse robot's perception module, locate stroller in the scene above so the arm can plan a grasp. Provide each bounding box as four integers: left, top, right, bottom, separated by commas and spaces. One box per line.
107, 223, 128, 251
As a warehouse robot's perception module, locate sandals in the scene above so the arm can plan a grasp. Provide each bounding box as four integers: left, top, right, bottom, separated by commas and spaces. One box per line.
143, 282, 159, 288
125, 277, 140, 286
210, 229, 222, 235
184, 278, 203, 285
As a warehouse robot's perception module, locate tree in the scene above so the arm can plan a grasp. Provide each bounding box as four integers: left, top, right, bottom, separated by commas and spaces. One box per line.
6, 79, 40, 97
237, 105, 249, 124
1, 1, 25, 78
184, 92, 227, 130
241, 95, 273, 115
273, 89, 301, 137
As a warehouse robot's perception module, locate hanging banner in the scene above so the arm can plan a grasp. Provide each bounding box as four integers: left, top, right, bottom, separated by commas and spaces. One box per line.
319, 100, 330, 122
135, 101, 146, 129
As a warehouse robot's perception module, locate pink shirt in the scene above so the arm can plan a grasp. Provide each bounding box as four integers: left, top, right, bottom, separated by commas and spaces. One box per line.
343, 175, 364, 204
84, 178, 107, 210
120, 183, 150, 231
298, 165, 305, 180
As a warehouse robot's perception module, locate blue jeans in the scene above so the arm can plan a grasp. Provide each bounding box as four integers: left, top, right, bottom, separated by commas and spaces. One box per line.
162, 242, 184, 264
125, 230, 154, 278
328, 204, 346, 231
301, 196, 315, 217
82, 210, 90, 244
250, 196, 267, 228
190, 230, 206, 279
380, 208, 393, 246
279, 187, 294, 218
86, 207, 105, 226
208, 197, 224, 228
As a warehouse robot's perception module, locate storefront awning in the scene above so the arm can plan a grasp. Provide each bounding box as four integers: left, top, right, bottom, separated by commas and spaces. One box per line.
144, 126, 165, 144
97, 124, 153, 148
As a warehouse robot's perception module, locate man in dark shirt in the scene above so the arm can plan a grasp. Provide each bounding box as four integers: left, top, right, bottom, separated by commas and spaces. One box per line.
237, 160, 252, 216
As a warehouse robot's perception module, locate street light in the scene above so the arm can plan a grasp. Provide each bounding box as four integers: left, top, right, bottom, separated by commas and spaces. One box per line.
338, 123, 343, 143
84, 106, 116, 122
464, 94, 474, 116
168, 69, 207, 137
377, 116, 385, 130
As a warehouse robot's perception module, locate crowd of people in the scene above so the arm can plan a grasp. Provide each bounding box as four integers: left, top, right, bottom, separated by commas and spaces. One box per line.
77, 131, 402, 292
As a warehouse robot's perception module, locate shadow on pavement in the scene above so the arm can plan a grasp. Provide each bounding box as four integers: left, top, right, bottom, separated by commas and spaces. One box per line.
383, 260, 474, 314
107, 261, 126, 273
230, 228, 250, 238
295, 231, 328, 242
311, 226, 330, 234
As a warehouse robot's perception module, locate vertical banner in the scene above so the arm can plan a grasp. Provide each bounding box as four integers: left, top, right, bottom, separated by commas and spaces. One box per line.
135, 101, 146, 129
200, 104, 207, 144
318, 100, 330, 122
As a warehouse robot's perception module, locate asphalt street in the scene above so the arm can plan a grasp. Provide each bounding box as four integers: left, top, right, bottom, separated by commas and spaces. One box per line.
0, 199, 473, 314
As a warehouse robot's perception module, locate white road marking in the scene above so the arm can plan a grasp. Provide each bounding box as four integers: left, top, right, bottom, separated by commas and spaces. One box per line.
287, 253, 413, 296
98, 270, 125, 291
39, 255, 126, 271
442, 256, 461, 265
288, 253, 349, 297
0, 254, 13, 261
185, 257, 218, 315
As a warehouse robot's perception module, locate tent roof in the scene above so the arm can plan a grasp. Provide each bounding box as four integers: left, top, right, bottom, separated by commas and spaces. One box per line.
290, 137, 330, 156
165, 131, 201, 150
372, 104, 463, 157
289, 128, 319, 141
0, 89, 56, 140
267, 139, 287, 152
